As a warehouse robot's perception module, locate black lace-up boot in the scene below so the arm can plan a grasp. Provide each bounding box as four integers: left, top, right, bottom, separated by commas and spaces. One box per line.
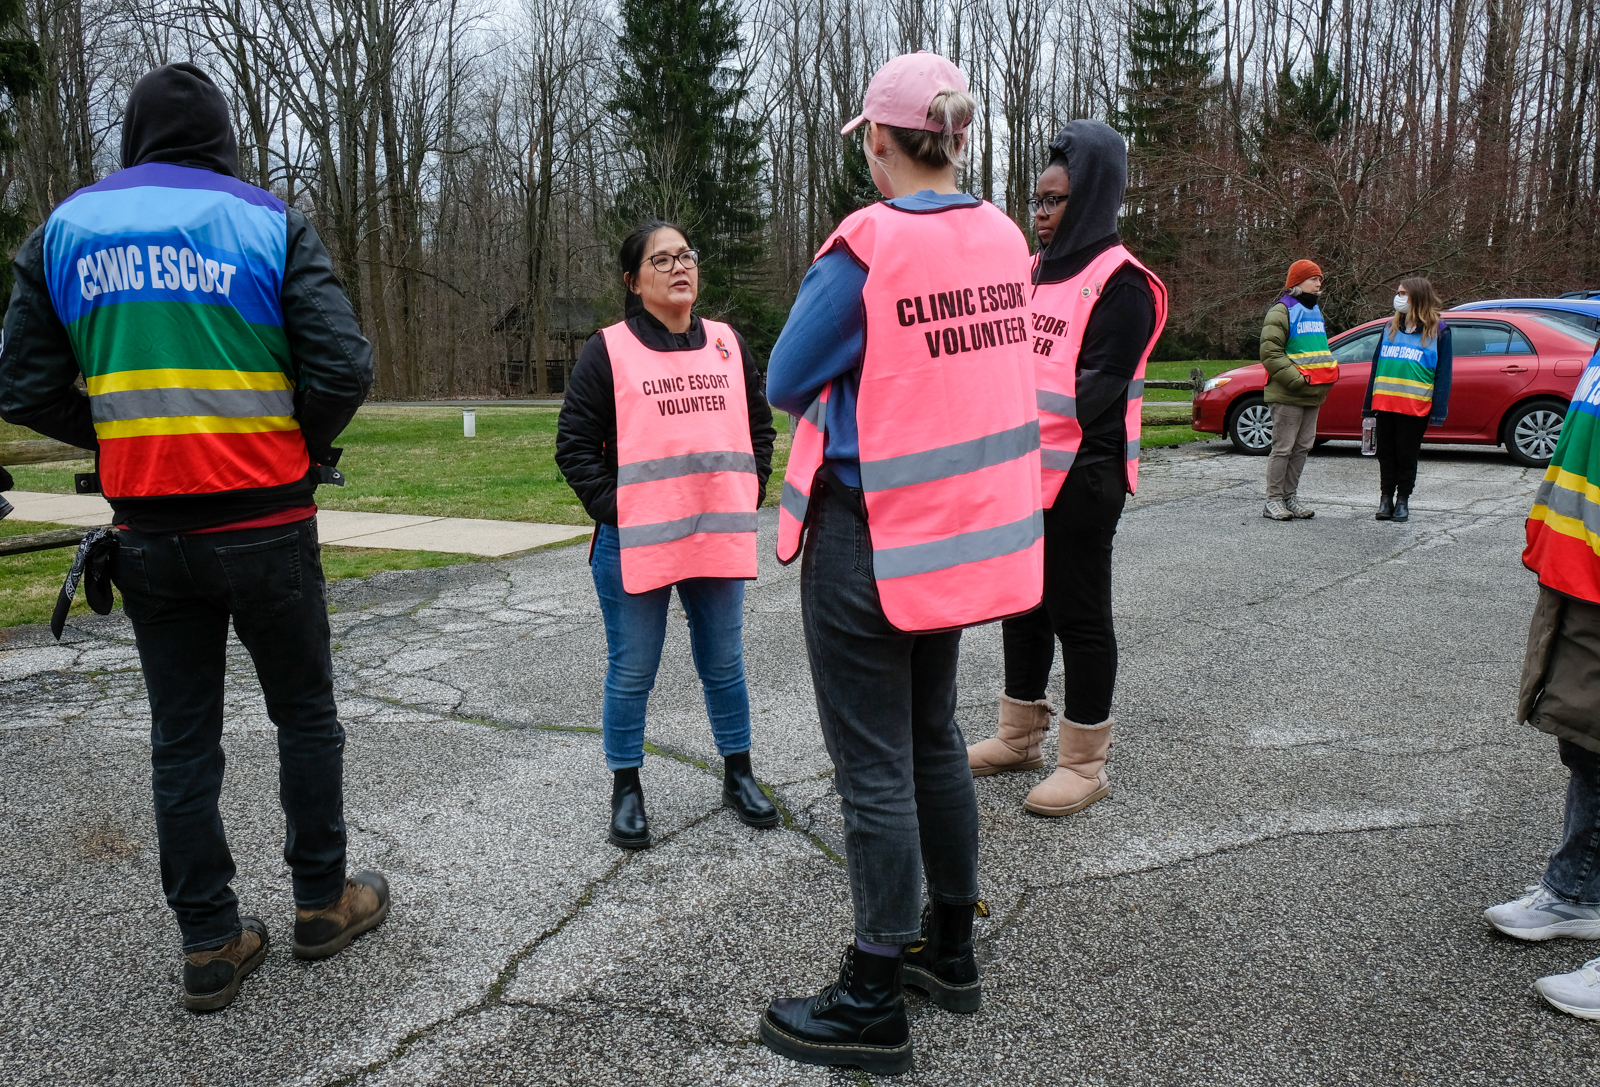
722, 751, 780, 828
903, 899, 985, 1012
609, 767, 650, 850
759, 945, 912, 1074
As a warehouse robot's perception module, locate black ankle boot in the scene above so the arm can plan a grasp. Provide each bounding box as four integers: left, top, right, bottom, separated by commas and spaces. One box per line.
722, 751, 780, 828
760, 945, 912, 1074
1393, 494, 1410, 523
609, 768, 650, 850
903, 900, 985, 1013
1375, 492, 1394, 520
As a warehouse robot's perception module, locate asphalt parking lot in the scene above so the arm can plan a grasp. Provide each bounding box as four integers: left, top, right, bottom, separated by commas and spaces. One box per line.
2, 437, 1596, 1086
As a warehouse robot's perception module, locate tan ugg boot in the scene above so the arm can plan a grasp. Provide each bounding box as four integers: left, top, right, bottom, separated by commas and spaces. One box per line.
1023, 716, 1112, 816
967, 694, 1052, 776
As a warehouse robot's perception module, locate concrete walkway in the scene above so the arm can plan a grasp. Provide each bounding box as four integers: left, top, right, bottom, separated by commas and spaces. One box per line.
1, 491, 588, 556
3, 440, 1599, 1085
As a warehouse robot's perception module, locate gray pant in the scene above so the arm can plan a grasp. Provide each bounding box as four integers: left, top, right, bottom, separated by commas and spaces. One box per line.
799, 483, 981, 944
1267, 403, 1320, 499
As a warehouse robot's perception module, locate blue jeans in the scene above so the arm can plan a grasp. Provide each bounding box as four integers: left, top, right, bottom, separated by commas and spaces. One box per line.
113, 519, 347, 952
800, 483, 980, 944
590, 523, 752, 770
1545, 741, 1600, 906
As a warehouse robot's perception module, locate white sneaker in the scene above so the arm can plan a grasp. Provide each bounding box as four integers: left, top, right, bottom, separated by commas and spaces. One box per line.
1535, 957, 1600, 1020
1484, 885, 1600, 941
1262, 498, 1293, 521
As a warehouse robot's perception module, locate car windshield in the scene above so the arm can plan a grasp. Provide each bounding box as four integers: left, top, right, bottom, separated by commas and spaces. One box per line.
1524, 313, 1600, 349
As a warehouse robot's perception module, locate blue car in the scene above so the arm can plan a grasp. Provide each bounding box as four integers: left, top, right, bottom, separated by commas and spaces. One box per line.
1453, 297, 1600, 333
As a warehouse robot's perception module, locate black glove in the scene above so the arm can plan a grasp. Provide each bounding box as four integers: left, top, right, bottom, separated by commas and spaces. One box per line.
51, 527, 118, 640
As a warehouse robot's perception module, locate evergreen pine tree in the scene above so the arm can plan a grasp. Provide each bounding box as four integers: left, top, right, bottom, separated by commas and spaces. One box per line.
825, 132, 878, 225
1118, 0, 1219, 150
1262, 51, 1349, 144
611, 0, 776, 348
0, 0, 41, 313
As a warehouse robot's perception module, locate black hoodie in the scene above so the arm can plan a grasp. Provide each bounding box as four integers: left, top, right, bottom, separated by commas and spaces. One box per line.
0, 64, 373, 533
1033, 120, 1157, 489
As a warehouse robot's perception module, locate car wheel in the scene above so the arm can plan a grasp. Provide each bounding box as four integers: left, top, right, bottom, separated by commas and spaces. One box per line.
1227, 396, 1273, 455
1503, 398, 1568, 468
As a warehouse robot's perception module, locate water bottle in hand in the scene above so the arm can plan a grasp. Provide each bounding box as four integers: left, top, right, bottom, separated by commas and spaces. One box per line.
1361, 415, 1376, 456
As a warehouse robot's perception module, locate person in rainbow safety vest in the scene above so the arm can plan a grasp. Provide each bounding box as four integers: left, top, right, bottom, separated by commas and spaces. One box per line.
0, 64, 386, 1012
965, 121, 1167, 820
760, 52, 1041, 1076
554, 220, 778, 851
1484, 342, 1600, 1019
1259, 259, 1336, 520
1361, 277, 1453, 523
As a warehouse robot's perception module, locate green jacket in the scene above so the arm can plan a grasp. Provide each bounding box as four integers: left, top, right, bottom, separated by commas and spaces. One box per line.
1259, 301, 1331, 408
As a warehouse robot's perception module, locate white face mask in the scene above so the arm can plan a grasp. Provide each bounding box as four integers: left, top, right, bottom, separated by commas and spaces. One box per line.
1393, 295, 1410, 313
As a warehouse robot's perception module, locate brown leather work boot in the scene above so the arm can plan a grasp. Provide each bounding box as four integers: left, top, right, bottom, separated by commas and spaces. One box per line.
967, 693, 1053, 776
183, 916, 268, 1012
293, 871, 391, 960
1023, 716, 1112, 816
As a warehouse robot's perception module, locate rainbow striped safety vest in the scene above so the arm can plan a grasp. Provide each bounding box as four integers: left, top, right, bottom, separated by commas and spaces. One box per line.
1281, 296, 1339, 385
1525, 349, 1600, 604
42, 162, 308, 499
1371, 323, 1442, 417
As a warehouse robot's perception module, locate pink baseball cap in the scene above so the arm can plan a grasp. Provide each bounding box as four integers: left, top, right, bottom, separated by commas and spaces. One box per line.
841, 51, 970, 136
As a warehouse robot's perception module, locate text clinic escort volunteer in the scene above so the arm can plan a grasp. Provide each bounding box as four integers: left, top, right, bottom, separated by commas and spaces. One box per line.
894, 279, 1031, 359
640, 371, 736, 416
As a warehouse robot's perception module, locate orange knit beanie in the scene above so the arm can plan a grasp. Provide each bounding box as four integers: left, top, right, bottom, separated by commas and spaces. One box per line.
1285, 260, 1322, 289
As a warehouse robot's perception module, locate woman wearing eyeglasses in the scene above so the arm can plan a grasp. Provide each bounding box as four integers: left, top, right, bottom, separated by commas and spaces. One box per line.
965, 121, 1167, 818
555, 219, 778, 850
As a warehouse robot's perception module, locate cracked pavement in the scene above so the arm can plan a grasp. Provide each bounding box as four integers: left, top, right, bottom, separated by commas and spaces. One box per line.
3, 438, 1598, 1085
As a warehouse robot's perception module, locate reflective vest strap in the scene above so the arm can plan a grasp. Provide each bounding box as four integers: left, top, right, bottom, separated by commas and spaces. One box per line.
618, 450, 756, 486
1037, 390, 1075, 416
618, 510, 759, 548
860, 420, 1039, 492
872, 510, 1043, 580
776, 386, 829, 565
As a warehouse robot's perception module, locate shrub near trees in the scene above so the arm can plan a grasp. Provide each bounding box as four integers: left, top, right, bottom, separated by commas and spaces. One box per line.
3, 0, 1598, 393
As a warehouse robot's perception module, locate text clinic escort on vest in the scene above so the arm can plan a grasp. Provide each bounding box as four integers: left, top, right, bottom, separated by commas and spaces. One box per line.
76, 244, 239, 301
894, 279, 1031, 359
641, 372, 736, 417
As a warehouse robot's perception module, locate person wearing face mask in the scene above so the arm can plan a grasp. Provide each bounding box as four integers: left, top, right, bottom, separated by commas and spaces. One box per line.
1259, 260, 1339, 520
964, 121, 1167, 819
1362, 278, 1452, 523
555, 219, 779, 850
761, 51, 1042, 1075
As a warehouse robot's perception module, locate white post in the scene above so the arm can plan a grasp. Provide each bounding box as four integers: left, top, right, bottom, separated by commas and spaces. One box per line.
463, 409, 476, 437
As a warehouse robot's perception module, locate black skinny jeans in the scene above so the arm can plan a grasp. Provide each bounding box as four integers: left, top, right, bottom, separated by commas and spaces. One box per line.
1001, 457, 1127, 724
113, 518, 347, 952
1375, 411, 1430, 498
800, 483, 981, 944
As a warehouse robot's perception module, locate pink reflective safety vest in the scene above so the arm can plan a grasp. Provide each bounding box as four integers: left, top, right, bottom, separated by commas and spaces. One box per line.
776, 200, 1044, 634
603, 318, 758, 594
1030, 245, 1168, 503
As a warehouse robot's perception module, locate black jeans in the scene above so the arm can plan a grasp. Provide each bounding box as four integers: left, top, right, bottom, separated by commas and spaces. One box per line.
800, 484, 980, 944
1001, 457, 1127, 724
1375, 411, 1429, 497
113, 518, 346, 952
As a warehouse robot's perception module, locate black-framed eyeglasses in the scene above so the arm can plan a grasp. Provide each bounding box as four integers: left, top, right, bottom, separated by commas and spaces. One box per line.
646, 250, 699, 272
1027, 195, 1067, 215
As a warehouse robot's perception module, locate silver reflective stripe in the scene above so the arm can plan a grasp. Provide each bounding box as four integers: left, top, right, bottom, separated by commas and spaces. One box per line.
1042, 448, 1077, 472
1373, 379, 1431, 397
1534, 476, 1600, 536
618, 450, 756, 486
90, 386, 294, 423
1127, 378, 1145, 399
1126, 439, 1141, 461
1037, 390, 1076, 417
780, 480, 810, 521
803, 395, 827, 427
860, 420, 1040, 493
618, 511, 758, 548
872, 509, 1043, 580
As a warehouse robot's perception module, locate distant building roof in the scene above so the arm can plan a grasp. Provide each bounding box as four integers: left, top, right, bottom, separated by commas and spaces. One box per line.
493, 297, 601, 334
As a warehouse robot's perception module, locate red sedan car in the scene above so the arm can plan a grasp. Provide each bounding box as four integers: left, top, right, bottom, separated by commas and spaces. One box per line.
1192, 309, 1600, 467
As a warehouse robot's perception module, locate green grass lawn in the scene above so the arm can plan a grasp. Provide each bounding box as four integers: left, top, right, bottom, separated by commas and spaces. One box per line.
1141, 360, 1254, 401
